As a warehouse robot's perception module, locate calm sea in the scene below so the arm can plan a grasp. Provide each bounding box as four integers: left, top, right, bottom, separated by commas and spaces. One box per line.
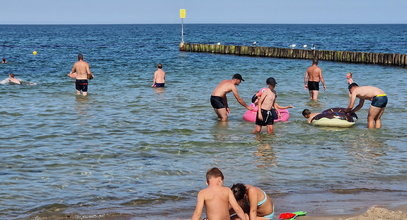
0, 24, 406, 219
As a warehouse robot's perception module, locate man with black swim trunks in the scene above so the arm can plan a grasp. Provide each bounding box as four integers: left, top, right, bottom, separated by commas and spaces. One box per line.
68, 53, 93, 96
346, 83, 388, 129
304, 59, 326, 100
210, 74, 252, 121
152, 63, 166, 88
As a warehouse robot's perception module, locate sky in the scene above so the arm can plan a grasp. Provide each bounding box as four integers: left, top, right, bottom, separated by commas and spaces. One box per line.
0, 0, 406, 24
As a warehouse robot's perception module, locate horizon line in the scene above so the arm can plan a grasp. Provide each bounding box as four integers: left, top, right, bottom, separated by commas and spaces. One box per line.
0, 22, 406, 25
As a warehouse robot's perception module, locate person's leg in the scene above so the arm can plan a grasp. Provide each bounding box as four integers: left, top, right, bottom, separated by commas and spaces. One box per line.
312, 90, 319, 100
367, 105, 382, 129
253, 125, 262, 133
214, 108, 228, 121
374, 107, 386, 128
76, 90, 81, 95
82, 91, 88, 96
266, 124, 273, 134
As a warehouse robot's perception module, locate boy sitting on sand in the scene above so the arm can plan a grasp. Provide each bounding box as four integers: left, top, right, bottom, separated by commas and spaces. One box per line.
302, 109, 320, 123
191, 168, 247, 220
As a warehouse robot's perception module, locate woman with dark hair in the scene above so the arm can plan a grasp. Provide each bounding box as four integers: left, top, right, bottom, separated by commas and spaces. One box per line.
231, 183, 274, 220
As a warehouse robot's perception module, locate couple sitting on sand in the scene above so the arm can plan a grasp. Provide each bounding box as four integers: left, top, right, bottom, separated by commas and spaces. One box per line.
192, 168, 274, 220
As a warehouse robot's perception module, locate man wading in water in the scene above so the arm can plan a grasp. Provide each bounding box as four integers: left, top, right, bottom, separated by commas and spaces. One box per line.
68, 54, 94, 96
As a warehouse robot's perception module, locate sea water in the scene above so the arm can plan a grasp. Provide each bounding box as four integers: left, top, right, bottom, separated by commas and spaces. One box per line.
0, 24, 406, 219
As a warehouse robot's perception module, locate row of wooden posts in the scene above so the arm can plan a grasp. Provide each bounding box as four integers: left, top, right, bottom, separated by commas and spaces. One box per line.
179, 43, 407, 67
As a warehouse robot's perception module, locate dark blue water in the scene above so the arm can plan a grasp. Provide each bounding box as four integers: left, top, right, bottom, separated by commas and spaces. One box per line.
0, 24, 406, 219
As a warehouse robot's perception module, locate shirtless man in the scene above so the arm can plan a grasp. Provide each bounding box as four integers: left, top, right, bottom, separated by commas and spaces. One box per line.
152, 63, 165, 87
304, 59, 326, 100
210, 74, 252, 121
346, 83, 388, 129
254, 77, 277, 134
68, 54, 93, 96
8, 73, 21, 84
191, 168, 248, 220
302, 109, 320, 123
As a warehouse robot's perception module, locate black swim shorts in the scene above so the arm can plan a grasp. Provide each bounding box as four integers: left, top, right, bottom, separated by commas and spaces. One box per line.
371, 95, 388, 108
307, 81, 319, 91
154, 83, 165, 87
210, 96, 226, 109
255, 109, 275, 126
75, 79, 88, 92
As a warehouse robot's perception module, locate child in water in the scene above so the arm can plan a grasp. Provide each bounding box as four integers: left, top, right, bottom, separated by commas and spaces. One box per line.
8, 73, 21, 84
346, 72, 353, 84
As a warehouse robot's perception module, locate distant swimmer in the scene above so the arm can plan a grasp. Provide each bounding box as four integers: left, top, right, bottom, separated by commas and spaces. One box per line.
346, 72, 353, 85
8, 73, 21, 84
210, 74, 252, 121
191, 168, 248, 220
254, 77, 278, 134
68, 53, 93, 96
1, 58, 7, 64
152, 63, 165, 87
346, 83, 387, 129
302, 109, 320, 123
304, 59, 326, 100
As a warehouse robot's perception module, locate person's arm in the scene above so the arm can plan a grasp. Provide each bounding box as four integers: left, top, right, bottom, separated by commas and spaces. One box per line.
191, 191, 204, 220
232, 86, 251, 110
346, 92, 358, 112
319, 69, 326, 90
274, 102, 293, 109
304, 71, 308, 89
247, 188, 258, 220
86, 63, 93, 78
351, 99, 365, 113
152, 71, 158, 87
228, 189, 248, 220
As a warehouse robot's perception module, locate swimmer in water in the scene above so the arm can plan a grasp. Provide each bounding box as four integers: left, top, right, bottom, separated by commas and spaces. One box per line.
346, 83, 387, 129
1, 58, 7, 64
346, 72, 353, 85
8, 73, 21, 84
302, 109, 320, 123
210, 74, 253, 121
152, 63, 165, 87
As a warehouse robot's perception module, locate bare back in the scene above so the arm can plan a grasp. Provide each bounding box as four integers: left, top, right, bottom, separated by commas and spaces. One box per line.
211, 80, 236, 97
202, 186, 231, 220
259, 88, 275, 111
306, 65, 322, 82
72, 60, 91, 80
354, 86, 385, 100
154, 69, 165, 84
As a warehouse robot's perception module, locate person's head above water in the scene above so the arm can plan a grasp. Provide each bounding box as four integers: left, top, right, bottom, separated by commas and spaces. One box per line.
232, 73, 245, 85
206, 167, 224, 184
266, 77, 277, 88
2, 58, 6, 63
78, 53, 84, 61
9, 73, 15, 78
346, 72, 353, 79
302, 109, 311, 118
231, 183, 246, 201
157, 63, 163, 69
312, 58, 318, 65
348, 82, 359, 93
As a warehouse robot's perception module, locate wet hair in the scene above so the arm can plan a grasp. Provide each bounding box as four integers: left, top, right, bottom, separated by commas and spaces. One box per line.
78, 53, 84, 61
231, 183, 246, 201
206, 167, 224, 183
157, 64, 163, 69
2, 58, 5, 61
9, 73, 15, 78
347, 72, 352, 77
312, 58, 318, 65
302, 109, 311, 117
348, 82, 359, 91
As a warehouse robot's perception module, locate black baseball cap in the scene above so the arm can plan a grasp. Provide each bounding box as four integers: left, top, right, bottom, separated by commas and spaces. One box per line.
266, 77, 277, 85
232, 73, 245, 81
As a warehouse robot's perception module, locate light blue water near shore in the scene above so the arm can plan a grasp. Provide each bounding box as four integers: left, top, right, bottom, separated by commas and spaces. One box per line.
0, 24, 407, 219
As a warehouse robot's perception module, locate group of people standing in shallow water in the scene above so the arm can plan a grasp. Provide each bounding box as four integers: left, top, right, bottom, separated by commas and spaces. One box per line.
210, 58, 387, 132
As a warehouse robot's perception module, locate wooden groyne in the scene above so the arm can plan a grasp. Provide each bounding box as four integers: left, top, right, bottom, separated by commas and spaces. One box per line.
179, 43, 407, 67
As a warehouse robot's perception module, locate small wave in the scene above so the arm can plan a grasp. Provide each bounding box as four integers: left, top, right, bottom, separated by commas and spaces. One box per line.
330, 188, 406, 194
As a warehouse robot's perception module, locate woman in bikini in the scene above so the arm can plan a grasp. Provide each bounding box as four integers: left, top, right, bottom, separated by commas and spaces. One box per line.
231, 183, 274, 220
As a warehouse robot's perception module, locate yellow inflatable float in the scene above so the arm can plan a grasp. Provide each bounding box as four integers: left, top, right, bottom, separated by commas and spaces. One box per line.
311, 108, 358, 128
